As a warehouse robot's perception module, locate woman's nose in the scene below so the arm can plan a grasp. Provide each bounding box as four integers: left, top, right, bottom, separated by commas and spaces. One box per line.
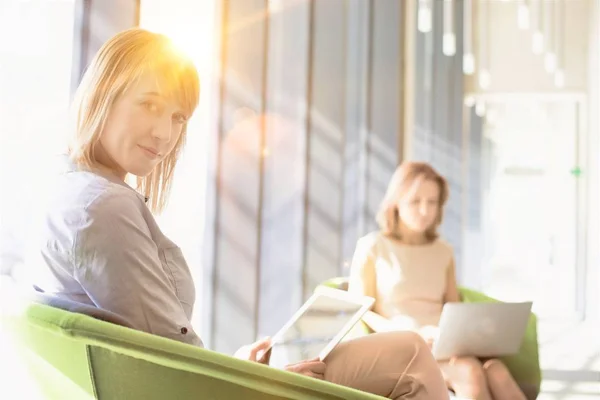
152, 117, 172, 142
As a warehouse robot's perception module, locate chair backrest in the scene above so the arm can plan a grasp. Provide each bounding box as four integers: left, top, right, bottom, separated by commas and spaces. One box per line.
29, 287, 134, 328
2, 288, 383, 400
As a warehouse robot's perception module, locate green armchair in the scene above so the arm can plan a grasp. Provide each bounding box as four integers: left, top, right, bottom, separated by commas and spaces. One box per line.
319, 278, 541, 400
1, 290, 385, 400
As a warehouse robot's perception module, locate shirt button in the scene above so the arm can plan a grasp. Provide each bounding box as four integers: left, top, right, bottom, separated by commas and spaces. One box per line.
181, 327, 188, 334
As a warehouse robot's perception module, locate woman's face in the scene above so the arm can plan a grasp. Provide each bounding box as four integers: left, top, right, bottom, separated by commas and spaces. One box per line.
397, 179, 440, 234
96, 72, 189, 178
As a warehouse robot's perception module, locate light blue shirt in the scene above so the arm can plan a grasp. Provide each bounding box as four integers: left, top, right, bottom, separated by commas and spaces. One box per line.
30, 158, 203, 347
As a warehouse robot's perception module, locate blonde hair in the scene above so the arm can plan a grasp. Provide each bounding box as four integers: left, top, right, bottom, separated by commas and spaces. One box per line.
68, 28, 200, 213
376, 161, 449, 242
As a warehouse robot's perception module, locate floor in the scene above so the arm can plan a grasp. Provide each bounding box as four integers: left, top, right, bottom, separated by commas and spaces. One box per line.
536, 319, 600, 400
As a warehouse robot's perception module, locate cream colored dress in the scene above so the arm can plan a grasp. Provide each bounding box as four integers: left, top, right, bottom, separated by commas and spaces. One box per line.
348, 231, 454, 330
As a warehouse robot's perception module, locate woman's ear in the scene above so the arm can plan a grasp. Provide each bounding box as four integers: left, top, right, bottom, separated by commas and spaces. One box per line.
435, 206, 444, 226
390, 205, 400, 232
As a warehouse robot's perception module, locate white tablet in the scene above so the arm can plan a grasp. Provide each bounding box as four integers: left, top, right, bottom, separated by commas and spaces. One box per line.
267, 286, 374, 369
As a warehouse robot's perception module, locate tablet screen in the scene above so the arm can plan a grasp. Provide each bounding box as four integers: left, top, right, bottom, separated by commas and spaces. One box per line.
268, 292, 368, 369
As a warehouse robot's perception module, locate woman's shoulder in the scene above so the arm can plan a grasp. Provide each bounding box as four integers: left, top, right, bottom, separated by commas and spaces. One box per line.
59, 171, 141, 214
45, 171, 147, 241
32, 171, 142, 264
355, 231, 391, 257
430, 238, 454, 257
400, 238, 454, 267
357, 231, 386, 248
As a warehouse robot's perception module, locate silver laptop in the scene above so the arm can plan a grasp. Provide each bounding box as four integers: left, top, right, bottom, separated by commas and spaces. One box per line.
432, 301, 532, 361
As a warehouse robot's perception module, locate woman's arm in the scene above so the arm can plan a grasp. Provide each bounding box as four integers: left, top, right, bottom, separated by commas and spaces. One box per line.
347, 236, 397, 333
414, 253, 461, 348
361, 310, 398, 333
443, 256, 461, 304
71, 189, 203, 346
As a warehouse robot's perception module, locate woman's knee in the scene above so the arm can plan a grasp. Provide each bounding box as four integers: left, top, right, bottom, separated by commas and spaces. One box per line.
450, 357, 487, 387
483, 359, 529, 399
384, 331, 430, 356
483, 359, 514, 384
390, 330, 429, 346
366, 331, 435, 370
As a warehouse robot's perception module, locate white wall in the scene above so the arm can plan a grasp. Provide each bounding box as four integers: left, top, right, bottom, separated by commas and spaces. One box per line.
586, 0, 599, 321
465, 0, 600, 323
469, 0, 590, 94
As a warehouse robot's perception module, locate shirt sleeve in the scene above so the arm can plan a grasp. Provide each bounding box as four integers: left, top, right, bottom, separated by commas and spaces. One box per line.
348, 235, 377, 300
71, 189, 203, 347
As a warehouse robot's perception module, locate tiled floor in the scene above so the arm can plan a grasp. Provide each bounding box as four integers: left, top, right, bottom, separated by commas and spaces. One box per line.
539, 382, 600, 400
536, 319, 600, 399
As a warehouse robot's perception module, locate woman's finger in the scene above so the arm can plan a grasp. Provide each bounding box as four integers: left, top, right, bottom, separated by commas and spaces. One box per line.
285, 364, 325, 380
257, 347, 272, 365
305, 372, 325, 380
304, 360, 326, 374
248, 337, 271, 361
287, 356, 321, 367
288, 360, 327, 375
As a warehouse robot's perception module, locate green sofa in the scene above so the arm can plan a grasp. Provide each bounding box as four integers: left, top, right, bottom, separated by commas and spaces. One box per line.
1, 290, 385, 400
320, 278, 541, 400
1, 281, 540, 399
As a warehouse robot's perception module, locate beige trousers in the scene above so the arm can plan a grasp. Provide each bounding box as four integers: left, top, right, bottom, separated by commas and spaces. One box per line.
324, 331, 450, 399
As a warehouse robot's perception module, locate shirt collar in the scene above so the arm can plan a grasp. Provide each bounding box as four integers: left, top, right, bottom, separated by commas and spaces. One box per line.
62, 155, 148, 203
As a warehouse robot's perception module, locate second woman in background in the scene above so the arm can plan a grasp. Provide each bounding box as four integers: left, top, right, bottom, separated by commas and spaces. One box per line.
348, 161, 527, 400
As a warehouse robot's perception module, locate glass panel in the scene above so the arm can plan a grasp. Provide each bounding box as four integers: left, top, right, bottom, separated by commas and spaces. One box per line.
0, 0, 76, 279
0, 2, 76, 397
481, 100, 579, 320
139, 0, 218, 326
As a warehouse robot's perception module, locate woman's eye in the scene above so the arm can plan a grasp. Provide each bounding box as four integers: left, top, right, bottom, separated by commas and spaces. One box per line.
143, 101, 160, 114
173, 113, 188, 124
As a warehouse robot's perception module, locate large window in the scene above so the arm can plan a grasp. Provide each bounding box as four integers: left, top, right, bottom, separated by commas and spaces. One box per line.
0, 2, 77, 397
480, 99, 583, 321
139, 0, 219, 328
0, 0, 76, 278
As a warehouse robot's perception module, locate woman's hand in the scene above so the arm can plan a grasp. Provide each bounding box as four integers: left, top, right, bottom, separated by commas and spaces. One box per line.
234, 337, 272, 364
418, 325, 440, 349
284, 357, 327, 380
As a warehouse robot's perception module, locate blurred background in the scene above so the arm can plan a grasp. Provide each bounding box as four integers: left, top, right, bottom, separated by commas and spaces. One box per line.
0, 0, 598, 398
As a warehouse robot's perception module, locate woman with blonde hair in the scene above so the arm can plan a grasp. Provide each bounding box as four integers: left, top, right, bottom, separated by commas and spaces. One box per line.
30, 28, 449, 399
348, 161, 528, 400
